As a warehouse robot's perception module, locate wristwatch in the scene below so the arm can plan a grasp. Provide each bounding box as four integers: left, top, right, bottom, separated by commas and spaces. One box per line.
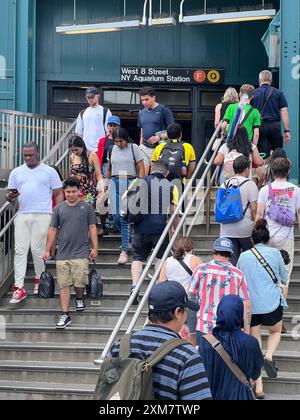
284, 129, 291, 133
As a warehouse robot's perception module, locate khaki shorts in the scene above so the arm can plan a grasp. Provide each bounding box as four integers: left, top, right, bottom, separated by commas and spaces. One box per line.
139, 144, 155, 167
56, 259, 89, 290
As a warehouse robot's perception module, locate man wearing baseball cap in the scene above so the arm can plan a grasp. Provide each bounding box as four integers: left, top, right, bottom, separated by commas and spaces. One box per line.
189, 237, 251, 346
109, 281, 212, 400
75, 86, 112, 152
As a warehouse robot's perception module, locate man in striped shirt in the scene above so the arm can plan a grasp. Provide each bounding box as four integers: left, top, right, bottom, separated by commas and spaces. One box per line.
110, 281, 212, 400
188, 238, 251, 345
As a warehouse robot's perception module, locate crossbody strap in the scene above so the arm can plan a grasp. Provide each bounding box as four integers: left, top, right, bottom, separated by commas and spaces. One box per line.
146, 338, 184, 367
261, 87, 275, 119
251, 247, 278, 284
178, 259, 193, 276
203, 334, 256, 400
240, 106, 254, 126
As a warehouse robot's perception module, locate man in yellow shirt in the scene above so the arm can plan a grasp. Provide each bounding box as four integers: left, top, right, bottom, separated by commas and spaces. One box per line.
152, 123, 196, 185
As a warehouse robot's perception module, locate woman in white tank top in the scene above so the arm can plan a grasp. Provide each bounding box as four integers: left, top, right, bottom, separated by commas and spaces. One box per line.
159, 237, 203, 292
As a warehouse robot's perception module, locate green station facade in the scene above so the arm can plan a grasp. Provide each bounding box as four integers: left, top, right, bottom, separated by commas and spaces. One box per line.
0, 0, 299, 180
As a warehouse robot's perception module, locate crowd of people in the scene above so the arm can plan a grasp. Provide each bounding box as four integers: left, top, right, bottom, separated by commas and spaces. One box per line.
5, 69, 298, 400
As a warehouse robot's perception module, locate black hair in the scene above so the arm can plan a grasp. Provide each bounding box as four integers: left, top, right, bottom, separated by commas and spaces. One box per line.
271, 157, 290, 179
252, 219, 270, 245
271, 148, 287, 161
280, 250, 290, 266
233, 155, 251, 174
227, 126, 252, 158
139, 86, 156, 97
23, 141, 39, 152
69, 135, 91, 178
63, 177, 80, 190
213, 250, 232, 259
148, 307, 185, 323
167, 123, 182, 140
112, 127, 132, 143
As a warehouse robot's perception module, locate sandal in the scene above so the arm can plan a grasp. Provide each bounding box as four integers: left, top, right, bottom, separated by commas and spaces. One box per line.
264, 358, 278, 379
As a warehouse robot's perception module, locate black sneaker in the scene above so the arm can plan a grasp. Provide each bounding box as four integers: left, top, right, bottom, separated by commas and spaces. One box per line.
130, 286, 139, 306
75, 299, 86, 312
56, 314, 72, 329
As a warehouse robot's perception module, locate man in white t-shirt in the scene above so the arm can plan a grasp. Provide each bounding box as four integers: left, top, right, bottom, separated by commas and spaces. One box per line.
219, 156, 258, 266
7, 142, 64, 304
257, 157, 300, 287
75, 87, 112, 152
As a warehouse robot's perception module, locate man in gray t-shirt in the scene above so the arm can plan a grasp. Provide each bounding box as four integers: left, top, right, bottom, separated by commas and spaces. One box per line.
219, 156, 258, 266
43, 178, 98, 329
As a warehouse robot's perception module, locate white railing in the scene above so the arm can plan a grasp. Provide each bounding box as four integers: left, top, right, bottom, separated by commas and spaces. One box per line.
0, 121, 76, 294
0, 109, 73, 169
93, 123, 224, 376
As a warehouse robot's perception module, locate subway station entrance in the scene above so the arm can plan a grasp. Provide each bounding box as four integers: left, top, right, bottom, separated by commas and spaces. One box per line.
47, 81, 229, 158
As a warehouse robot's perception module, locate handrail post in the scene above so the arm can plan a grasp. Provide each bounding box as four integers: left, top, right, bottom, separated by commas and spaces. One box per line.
206, 166, 211, 236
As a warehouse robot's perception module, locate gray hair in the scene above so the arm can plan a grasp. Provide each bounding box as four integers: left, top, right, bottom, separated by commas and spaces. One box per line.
23, 141, 39, 152
259, 70, 272, 83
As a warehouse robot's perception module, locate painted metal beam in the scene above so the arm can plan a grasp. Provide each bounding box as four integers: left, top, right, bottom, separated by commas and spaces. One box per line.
15, 0, 36, 112
280, 0, 300, 183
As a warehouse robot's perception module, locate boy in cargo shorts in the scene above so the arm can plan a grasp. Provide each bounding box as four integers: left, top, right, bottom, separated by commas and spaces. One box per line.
43, 178, 98, 329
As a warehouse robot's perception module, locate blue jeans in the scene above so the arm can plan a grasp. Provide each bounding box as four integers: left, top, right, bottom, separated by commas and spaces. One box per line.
101, 162, 109, 178
109, 177, 130, 252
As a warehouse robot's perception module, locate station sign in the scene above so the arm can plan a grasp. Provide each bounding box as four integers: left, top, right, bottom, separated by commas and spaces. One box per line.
120, 66, 224, 85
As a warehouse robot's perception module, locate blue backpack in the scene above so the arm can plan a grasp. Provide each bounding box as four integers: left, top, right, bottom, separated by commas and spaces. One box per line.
215, 178, 250, 224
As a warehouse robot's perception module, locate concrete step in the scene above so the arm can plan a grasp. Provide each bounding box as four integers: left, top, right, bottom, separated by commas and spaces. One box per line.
272, 351, 300, 373
1, 291, 139, 308
0, 380, 94, 400
0, 342, 105, 363
264, 394, 300, 400
0, 307, 147, 326
263, 371, 300, 395
4, 324, 131, 345
262, 332, 300, 352
0, 361, 100, 385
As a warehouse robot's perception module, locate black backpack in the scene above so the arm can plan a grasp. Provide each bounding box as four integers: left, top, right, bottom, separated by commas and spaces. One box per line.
38, 271, 55, 299
159, 142, 185, 180
86, 262, 104, 299
120, 178, 148, 224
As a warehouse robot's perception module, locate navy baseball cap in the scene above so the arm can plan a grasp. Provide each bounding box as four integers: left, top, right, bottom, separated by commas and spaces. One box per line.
148, 281, 200, 312
214, 237, 234, 254
107, 115, 121, 126
86, 87, 99, 97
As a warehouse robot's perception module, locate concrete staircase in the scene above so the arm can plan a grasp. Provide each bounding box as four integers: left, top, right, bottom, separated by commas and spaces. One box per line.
0, 225, 300, 400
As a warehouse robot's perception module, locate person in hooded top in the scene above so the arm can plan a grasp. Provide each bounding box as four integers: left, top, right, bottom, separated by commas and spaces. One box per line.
199, 295, 264, 400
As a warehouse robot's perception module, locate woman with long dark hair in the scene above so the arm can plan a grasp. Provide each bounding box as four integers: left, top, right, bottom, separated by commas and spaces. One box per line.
237, 219, 288, 398
214, 126, 264, 184
69, 136, 104, 205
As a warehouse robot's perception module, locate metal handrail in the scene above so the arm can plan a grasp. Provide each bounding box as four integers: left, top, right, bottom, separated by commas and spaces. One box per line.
93, 121, 223, 366
0, 109, 71, 123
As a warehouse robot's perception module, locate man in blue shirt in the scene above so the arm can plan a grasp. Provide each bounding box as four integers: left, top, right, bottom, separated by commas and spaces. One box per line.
138, 86, 174, 175
109, 281, 212, 400
251, 70, 291, 158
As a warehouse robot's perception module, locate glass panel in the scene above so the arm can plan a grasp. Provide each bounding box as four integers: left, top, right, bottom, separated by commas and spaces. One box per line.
103, 90, 140, 105
53, 88, 86, 104
156, 90, 190, 106
200, 91, 224, 107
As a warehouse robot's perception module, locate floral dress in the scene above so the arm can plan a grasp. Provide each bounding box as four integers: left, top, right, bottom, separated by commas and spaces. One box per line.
70, 157, 97, 206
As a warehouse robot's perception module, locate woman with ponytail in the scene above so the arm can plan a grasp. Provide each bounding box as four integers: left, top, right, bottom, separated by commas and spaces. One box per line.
237, 219, 288, 399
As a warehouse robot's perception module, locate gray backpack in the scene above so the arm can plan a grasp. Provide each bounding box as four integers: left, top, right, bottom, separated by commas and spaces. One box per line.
93, 334, 184, 400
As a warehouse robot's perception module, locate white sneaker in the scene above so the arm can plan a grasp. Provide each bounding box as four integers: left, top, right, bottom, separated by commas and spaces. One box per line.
33, 279, 40, 295
75, 299, 86, 312
56, 314, 72, 329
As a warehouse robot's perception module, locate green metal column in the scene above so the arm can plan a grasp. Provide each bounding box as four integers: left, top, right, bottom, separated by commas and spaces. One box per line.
280, 0, 300, 183
15, 0, 36, 112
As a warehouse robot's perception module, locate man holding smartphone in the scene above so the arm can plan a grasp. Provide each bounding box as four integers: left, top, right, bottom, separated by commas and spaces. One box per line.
7, 142, 64, 304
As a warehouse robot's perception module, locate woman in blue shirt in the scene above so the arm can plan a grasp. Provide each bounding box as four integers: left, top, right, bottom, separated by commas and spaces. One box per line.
237, 219, 288, 399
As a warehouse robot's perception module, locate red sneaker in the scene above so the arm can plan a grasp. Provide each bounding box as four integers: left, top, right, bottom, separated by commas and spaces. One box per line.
34, 279, 40, 295
9, 288, 27, 304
